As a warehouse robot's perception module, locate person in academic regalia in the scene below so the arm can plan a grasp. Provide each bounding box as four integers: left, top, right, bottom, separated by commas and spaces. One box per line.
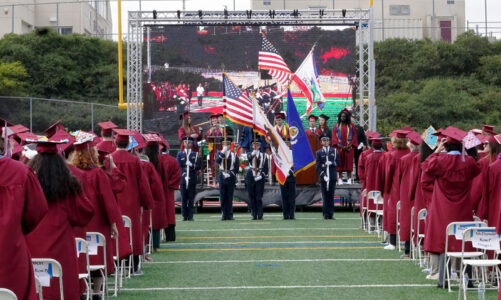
96, 121, 118, 163
205, 114, 224, 179
317, 114, 331, 138
215, 137, 239, 220
363, 137, 386, 227
484, 137, 501, 234
475, 135, 501, 226
305, 115, 319, 137
332, 108, 358, 185
0, 133, 48, 300
177, 136, 201, 221
398, 131, 422, 257
354, 123, 367, 181
421, 127, 481, 288
178, 112, 201, 152
383, 130, 410, 250
357, 132, 378, 217
111, 129, 154, 275
246, 140, 268, 220
156, 136, 180, 242
276, 138, 297, 220
26, 139, 94, 300
316, 134, 341, 220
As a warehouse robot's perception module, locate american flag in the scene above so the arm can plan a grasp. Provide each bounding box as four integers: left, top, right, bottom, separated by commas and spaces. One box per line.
258, 34, 292, 87
222, 73, 254, 128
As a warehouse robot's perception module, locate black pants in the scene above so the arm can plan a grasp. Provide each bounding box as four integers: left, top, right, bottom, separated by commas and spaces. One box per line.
220, 178, 235, 220
247, 177, 265, 219
198, 96, 203, 106
180, 180, 197, 220
354, 148, 363, 180
280, 178, 296, 219
321, 179, 336, 219
165, 225, 176, 242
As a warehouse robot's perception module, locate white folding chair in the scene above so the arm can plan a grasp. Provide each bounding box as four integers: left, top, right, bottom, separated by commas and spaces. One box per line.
111, 234, 121, 296
442, 221, 486, 292
360, 189, 367, 231
75, 238, 92, 300
410, 207, 416, 261
86, 232, 107, 299
459, 227, 501, 299
147, 210, 153, 255
366, 190, 382, 234
0, 288, 17, 300
35, 277, 43, 300
31, 258, 63, 300
122, 216, 134, 279
396, 201, 401, 252
416, 208, 427, 267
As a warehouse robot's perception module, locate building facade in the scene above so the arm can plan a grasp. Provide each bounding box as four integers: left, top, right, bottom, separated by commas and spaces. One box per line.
0, 0, 112, 39
251, 0, 465, 42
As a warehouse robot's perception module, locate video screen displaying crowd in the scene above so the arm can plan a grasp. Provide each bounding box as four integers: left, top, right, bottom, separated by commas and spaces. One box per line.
1, 109, 501, 299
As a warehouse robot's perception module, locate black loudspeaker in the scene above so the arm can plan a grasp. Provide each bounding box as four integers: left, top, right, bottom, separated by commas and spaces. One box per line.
260, 70, 272, 80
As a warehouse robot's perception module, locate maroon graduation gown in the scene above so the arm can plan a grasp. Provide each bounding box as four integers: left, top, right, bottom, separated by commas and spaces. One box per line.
332, 122, 358, 172
26, 193, 93, 300
0, 157, 48, 300
398, 151, 420, 242
141, 161, 165, 242
483, 160, 501, 233
364, 150, 385, 210
178, 127, 201, 151
112, 150, 154, 255
384, 148, 410, 234
422, 153, 481, 253
473, 155, 496, 219
357, 148, 373, 214
157, 153, 181, 226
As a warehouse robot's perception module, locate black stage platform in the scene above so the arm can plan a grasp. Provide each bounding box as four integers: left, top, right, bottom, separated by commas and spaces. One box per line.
174, 183, 362, 209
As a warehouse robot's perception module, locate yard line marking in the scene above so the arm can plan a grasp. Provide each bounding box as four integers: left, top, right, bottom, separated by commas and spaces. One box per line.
159, 242, 382, 250
160, 240, 381, 245
146, 258, 406, 264
177, 227, 360, 232
177, 235, 375, 240
121, 284, 436, 291
156, 246, 382, 252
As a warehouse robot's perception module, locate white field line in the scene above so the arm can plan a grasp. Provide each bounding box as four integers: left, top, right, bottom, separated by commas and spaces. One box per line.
160, 240, 380, 246
121, 284, 436, 291
177, 227, 360, 232
145, 258, 406, 264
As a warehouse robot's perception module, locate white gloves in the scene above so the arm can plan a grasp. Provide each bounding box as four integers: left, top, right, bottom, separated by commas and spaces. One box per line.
325, 161, 332, 166
323, 176, 329, 182
186, 161, 193, 167
222, 146, 228, 154
254, 175, 263, 181
222, 172, 230, 179
252, 150, 259, 156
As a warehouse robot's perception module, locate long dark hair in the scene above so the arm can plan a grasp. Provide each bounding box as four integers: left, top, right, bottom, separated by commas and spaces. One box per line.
337, 111, 351, 125
420, 142, 434, 163
28, 153, 82, 203
144, 144, 160, 168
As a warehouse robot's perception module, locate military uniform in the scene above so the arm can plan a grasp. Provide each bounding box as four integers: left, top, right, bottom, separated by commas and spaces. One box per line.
215, 142, 239, 220
316, 140, 341, 219
176, 138, 201, 221
280, 169, 296, 219
245, 148, 269, 220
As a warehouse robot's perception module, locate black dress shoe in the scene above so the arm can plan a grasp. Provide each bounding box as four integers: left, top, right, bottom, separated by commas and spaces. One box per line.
257, 217, 263, 220
284, 216, 289, 220
228, 217, 234, 220
221, 217, 226, 221
182, 218, 187, 221
252, 217, 257, 220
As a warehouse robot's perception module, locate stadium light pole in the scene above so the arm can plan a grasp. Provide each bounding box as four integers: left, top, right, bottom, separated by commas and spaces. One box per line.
118, 0, 125, 109
381, 0, 384, 40
484, 0, 487, 36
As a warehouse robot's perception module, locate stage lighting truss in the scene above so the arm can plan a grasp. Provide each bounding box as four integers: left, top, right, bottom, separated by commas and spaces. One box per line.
127, 9, 376, 132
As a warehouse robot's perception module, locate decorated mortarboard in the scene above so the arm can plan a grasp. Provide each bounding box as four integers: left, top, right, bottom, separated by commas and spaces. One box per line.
318, 114, 330, 121
463, 131, 482, 150
307, 114, 318, 121
274, 112, 286, 119
482, 124, 497, 136
407, 131, 422, 145
179, 112, 190, 120
143, 133, 162, 145
43, 120, 65, 138
97, 121, 118, 134
25, 136, 69, 154
131, 131, 146, 150
73, 131, 96, 151
494, 134, 501, 145
421, 126, 438, 150
8, 124, 29, 135
113, 129, 133, 143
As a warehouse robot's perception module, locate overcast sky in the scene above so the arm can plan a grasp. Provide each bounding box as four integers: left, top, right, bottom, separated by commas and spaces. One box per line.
109, 0, 501, 39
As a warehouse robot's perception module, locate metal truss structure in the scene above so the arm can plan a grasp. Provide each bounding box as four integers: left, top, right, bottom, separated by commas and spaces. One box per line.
127, 9, 375, 132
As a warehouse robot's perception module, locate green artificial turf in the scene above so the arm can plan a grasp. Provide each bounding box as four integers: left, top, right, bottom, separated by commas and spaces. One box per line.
114, 212, 498, 299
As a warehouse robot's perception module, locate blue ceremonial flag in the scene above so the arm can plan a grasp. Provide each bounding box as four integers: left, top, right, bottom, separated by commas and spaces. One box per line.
286, 89, 315, 174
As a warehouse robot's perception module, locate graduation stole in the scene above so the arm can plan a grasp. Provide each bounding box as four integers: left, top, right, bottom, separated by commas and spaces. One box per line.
274, 124, 288, 138
336, 123, 353, 145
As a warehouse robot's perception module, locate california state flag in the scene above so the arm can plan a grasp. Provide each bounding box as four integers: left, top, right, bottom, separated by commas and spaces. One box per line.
292, 47, 326, 114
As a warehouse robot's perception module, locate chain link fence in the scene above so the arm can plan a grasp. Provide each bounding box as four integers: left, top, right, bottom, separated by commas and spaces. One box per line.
0, 96, 126, 133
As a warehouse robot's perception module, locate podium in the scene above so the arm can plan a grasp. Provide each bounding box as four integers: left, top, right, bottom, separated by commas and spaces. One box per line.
296, 134, 321, 185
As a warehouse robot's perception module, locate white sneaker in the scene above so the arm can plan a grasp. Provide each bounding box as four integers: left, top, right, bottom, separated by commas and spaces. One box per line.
383, 244, 396, 250
338, 178, 343, 185
426, 273, 439, 280
347, 178, 352, 185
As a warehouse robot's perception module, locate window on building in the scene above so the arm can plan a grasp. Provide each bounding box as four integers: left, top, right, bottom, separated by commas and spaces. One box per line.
60, 27, 73, 35
389, 5, 410, 16
447, 0, 455, 4
263, 0, 271, 5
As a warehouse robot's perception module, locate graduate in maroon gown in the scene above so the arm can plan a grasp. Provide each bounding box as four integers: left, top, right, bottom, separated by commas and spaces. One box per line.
178, 112, 201, 151
26, 139, 93, 300
476, 135, 501, 227
421, 127, 481, 287
357, 132, 379, 217
364, 137, 386, 228
332, 108, 358, 185
305, 115, 319, 136
485, 141, 501, 234
383, 130, 410, 250
70, 134, 122, 293
317, 114, 331, 138
157, 140, 181, 242
398, 131, 422, 257
205, 114, 224, 179
0, 134, 48, 300
96, 121, 118, 163
111, 129, 154, 275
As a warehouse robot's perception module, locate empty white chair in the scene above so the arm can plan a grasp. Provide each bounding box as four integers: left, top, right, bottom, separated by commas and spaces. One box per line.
360, 189, 367, 231
366, 190, 382, 235
86, 232, 107, 299
442, 221, 486, 292
31, 258, 63, 300
0, 288, 17, 300
416, 208, 427, 267
122, 216, 134, 279
75, 238, 91, 300
396, 201, 401, 252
